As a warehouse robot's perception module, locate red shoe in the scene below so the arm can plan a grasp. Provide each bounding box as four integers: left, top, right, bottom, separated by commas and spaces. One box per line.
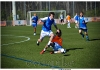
40, 50, 45, 54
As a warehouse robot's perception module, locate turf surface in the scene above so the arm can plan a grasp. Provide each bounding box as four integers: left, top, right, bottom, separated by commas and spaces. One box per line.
1, 22, 100, 68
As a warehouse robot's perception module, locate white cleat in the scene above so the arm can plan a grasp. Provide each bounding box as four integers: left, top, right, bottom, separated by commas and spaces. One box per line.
67, 27, 71, 28
33, 33, 36, 35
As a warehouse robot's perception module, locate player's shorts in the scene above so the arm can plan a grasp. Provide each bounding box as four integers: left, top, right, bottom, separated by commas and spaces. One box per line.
79, 28, 87, 32
67, 20, 70, 23
61, 19, 64, 23
32, 23, 37, 27
53, 42, 64, 51
75, 20, 78, 23
40, 30, 53, 40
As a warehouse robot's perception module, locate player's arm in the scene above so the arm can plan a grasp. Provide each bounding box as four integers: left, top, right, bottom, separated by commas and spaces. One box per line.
53, 20, 59, 33
31, 16, 34, 22
38, 17, 48, 24
84, 17, 88, 24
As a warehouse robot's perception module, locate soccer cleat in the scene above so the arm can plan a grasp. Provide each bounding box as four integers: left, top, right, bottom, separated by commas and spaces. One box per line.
67, 27, 71, 28
37, 41, 39, 46
86, 37, 89, 41
40, 50, 45, 54
50, 51, 54, 54
63, 49, 66, 54
34, 33, 36, 35
86, 38, 89, 41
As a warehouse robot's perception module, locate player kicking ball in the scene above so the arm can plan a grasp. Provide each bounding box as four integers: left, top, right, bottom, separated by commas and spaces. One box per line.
78, 12, 89, 41
37, 12, 59, 47
40, 29, 66, 54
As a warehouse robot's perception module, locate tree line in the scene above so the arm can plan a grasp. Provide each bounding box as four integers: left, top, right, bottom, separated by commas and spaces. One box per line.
1, 1, 100, 20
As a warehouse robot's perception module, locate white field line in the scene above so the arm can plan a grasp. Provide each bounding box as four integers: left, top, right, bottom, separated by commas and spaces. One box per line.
1, 35, 30, 46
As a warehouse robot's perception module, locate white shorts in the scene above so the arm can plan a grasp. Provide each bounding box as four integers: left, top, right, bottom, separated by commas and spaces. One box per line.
67, 20, 70, 23
75, 20, 78, 23
40, 30, 53, 40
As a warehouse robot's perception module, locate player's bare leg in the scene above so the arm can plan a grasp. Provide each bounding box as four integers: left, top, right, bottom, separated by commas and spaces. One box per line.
37, 35, 43, 46
34, 27, 36, 35
75, 23, 78, 28
76, 23, 79, 28
79, 30, 84, 38
51, 49, 66, 54
47, 33, 54, 47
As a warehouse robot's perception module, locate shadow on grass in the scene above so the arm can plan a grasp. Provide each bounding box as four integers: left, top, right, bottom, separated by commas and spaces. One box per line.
66, 48, 84, 51
63, 48, 84, 56
89, 38, 100, 41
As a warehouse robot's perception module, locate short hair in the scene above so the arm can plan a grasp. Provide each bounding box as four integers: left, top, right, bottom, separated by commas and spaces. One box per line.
49, 12, 55, 16
80, 11, 83, 14
56, 29, 62, 37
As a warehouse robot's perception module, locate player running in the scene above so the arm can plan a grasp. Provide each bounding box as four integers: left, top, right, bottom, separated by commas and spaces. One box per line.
74, 13, 79, 28
66, 14, 71, 28
78, 12, 89, 41
59, 13, 64, 25
40, 29, 66, 54
37, 12, 59, 47
31, 13, 38, 35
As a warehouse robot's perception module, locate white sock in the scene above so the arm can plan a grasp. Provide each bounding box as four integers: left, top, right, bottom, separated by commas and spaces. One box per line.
47, 41, 51, 45
37, 41, 39, 43
43, 48, 46, 51
54, 51, 58, 53
68, 23, 70, 27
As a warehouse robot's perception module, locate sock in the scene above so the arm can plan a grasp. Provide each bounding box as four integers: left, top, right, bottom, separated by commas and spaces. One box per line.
86, 35, 89, 39
43, 48, 46, 51
54, 51, 58, 53
37, 41, 38, 43
47, 41, 51, 45
68, 23, 70, 27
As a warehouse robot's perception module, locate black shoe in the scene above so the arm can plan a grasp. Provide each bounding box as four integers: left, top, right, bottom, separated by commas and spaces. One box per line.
48, 45, 50, 47
37, 41, 39, 46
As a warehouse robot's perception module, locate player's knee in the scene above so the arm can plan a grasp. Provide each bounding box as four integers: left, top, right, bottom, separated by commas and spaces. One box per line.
50, 33, 54, 37
79, 30, 82, 34
85, 32, 88, 35
38, 39, 41, 42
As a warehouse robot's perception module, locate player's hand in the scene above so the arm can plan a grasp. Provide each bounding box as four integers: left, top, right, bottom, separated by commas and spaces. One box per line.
38, 20, 42, 23
57, 29, 60, 33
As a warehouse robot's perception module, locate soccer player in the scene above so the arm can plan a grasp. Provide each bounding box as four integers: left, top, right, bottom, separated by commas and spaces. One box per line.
37, 12, 59, 47
40, 29, 66, 54
66, 14, 71, 28
78, 12, 89, 41
31, 13, 38, 35
74, 13, 79, 28
59, 13, 64, 25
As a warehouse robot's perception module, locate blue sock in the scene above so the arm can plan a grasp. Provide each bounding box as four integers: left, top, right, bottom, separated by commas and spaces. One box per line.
86, 36, 89, 41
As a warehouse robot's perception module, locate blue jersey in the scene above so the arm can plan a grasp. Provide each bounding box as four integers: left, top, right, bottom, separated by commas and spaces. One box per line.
78, 16, 87, 29
41, 17, 56, 31
74, 15, 79, 21
31, 16, 38, 24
